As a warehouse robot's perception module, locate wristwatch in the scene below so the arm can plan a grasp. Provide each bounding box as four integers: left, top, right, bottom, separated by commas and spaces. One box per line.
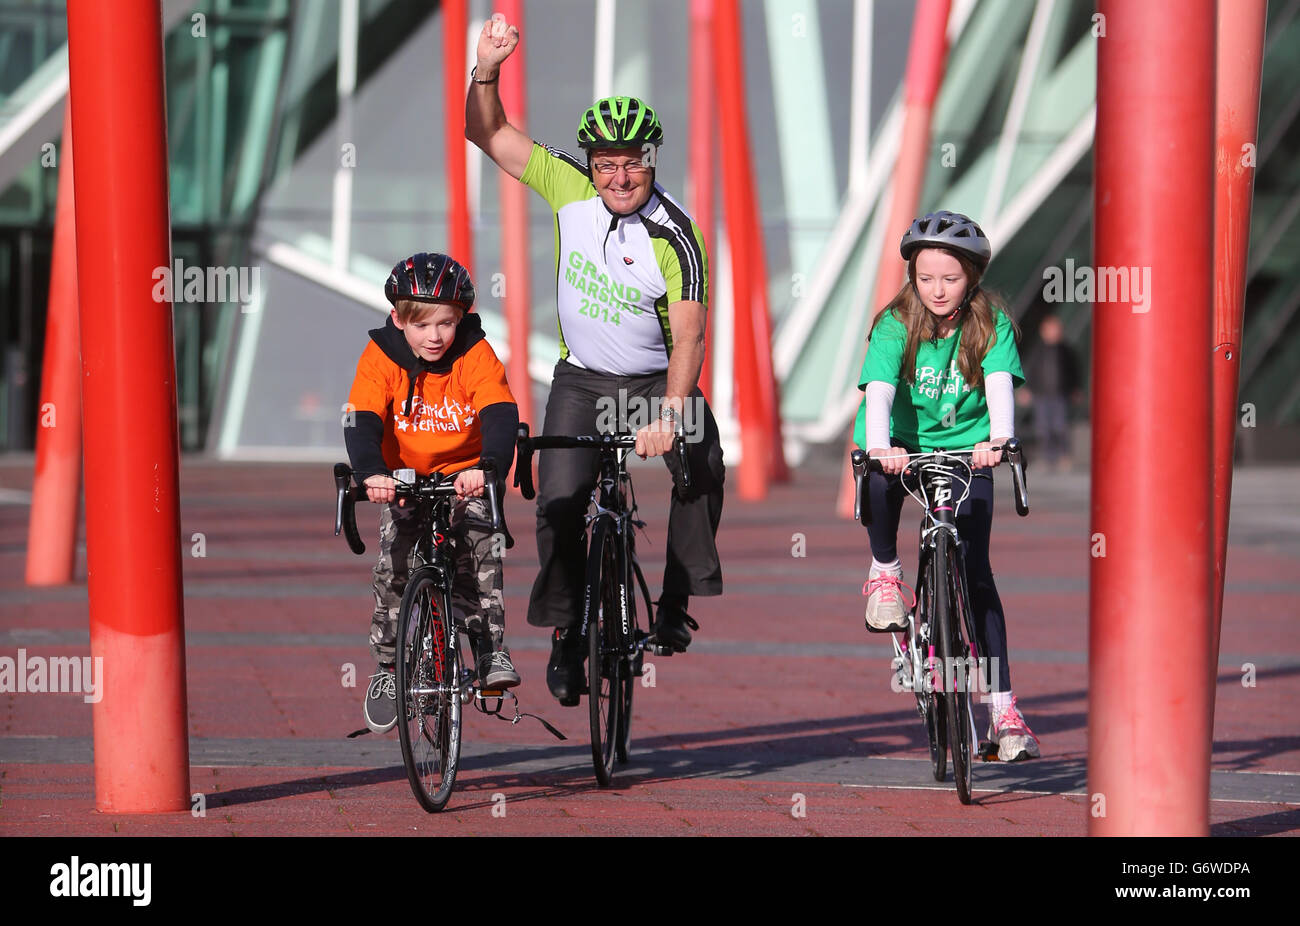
659, 404, 681, 429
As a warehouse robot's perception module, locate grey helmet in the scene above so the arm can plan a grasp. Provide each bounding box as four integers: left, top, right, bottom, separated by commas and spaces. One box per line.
899, 211, 991, 270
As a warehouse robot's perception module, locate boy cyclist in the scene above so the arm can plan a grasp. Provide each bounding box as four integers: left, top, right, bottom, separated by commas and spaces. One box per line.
345, 252, 521, 734
855, 212, 1040, 761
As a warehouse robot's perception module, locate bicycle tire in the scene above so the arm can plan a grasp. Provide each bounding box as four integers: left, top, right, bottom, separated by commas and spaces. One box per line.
933, 531, 974, 804
915, 552, 947, 782
947, 537, 984, 765
395, 568, 461, 812
585, 519, 621, 786
615, 549, 650, 764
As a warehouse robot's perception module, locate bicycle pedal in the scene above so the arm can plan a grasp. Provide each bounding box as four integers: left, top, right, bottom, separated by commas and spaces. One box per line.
978, 740, 999, 761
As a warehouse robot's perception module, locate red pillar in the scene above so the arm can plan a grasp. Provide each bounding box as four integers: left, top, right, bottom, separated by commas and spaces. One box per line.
869, 0, 950, 311
838, 0, 951, 517
442, 0, 473, 272
26, 105, 82, 586
689, 0, 715, 402
66, 0, 190, 812
1090, 0, 1214, 836
1210, 0, 1266, 697
714, 0, 768, 500
497, 0, 534, 430
745, 167, 790, 482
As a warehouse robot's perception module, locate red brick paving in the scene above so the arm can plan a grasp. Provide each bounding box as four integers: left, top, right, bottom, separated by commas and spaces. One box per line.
1, 458, 1297, 836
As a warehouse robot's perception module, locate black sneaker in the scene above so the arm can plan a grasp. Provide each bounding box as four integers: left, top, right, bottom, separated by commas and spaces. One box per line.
546, 627, 585, 706
650, 603, 699, 653
363, 665, 397, 733
478, 649, 521, 690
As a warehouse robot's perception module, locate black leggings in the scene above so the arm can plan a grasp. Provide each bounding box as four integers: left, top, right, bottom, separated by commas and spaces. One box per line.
866, 467, 1013, 693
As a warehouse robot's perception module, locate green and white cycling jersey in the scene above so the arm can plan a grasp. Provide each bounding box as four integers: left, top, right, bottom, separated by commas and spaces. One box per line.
519, 142, 708, 376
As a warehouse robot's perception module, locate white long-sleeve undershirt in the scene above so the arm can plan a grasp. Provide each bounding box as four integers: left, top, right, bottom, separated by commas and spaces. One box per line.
864, 371, 1016, 449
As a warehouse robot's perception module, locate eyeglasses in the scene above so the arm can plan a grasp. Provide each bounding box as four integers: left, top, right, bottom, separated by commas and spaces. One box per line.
590, 160, 651, 176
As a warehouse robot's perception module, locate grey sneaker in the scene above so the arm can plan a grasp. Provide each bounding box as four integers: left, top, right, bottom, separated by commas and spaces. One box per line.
478, 649, 521, 690
987, 696, 1040, 761
363, 665, 397, 733
863, 573, 911, 632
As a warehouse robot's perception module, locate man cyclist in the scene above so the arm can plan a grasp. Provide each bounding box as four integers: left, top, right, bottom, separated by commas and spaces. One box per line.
465, 12, 725, 706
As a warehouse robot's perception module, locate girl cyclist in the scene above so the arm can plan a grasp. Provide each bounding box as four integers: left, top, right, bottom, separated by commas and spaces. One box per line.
854, 210, 1039, 761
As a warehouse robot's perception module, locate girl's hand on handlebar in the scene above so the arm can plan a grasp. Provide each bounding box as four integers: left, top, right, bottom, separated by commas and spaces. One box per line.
364, 474, 399, 505
454, 468, 486, 499
973, 439, 1006, 469
869, 447, 908, 475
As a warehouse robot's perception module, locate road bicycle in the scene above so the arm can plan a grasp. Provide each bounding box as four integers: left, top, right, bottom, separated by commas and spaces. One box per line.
514, 423, 690, 786
851, 440, 1028, 804
335, 461, 559, 812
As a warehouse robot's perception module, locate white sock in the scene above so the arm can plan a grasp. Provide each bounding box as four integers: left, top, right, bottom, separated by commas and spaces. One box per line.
989, 690, 1013, 715
870, 557, 902, 579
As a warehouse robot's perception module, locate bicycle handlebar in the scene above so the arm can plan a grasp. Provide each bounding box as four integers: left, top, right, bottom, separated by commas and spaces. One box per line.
850, 439, 1030, 527
513, 422, 691, 501
333, 461, 503, 556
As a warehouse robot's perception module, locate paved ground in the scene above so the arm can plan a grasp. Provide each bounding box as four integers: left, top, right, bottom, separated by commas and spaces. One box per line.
1, 455, 1298, 836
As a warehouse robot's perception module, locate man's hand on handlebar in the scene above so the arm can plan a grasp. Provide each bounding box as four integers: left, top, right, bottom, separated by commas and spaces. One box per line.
868, 447, 909, 476
634, 417, 678, 459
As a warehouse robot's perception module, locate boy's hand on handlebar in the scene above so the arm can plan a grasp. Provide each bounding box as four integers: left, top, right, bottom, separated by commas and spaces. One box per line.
454, 468, 486, 499
363, 474, 401, 505
973, 439, 1006, 469
869, 447, 908, 475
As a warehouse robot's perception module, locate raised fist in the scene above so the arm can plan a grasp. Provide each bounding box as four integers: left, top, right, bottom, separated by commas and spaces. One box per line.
476, 12, 520, 73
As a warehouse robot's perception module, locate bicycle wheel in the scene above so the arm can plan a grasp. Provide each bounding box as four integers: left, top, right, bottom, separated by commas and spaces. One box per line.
616, 550, 651, 764
933, 531, 974, 804
914, 553, 947, 782
585, 520, 621, 786
396, 568, 462, 812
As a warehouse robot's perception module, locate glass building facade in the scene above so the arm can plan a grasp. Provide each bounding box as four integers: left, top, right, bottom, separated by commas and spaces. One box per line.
1, 0, 1297, 458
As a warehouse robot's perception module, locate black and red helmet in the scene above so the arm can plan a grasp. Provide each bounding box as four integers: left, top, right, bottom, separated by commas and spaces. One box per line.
384, 252, 475, 312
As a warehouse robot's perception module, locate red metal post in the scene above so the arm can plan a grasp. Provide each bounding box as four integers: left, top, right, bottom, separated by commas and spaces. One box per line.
1211, 0, 1266, 693
26, 105, 82, 586
66, 0, 190, 812
442, 0, 473, 272
1090, 0, 1214, 836
838, 0, 951, 516
869, 0, 950, 311
689, 0, 715, 402
714, 0, 768, 499
497, 0, 534, 431
744, 163, 790, 482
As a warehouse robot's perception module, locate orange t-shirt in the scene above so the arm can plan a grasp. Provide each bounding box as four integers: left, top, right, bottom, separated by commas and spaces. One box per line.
347, 328, 516, 476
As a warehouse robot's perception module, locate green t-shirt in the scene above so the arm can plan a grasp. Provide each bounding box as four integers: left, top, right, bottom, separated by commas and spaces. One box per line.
853, 308, 1024, 452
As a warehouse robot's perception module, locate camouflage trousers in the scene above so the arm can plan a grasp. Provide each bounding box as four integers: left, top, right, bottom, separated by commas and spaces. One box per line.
369, 497, 505, 667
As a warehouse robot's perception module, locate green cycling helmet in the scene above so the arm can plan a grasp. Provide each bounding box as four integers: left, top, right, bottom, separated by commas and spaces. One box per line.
577, 96, 664, 149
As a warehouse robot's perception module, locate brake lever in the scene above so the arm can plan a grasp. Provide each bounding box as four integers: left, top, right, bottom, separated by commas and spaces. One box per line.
673, 430, 691, 497
1001, 438, 1030, 516
333, 463, 366, 555
850, 449, 871, 526
514, 422, 536, 500
482, 461, 502, 531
